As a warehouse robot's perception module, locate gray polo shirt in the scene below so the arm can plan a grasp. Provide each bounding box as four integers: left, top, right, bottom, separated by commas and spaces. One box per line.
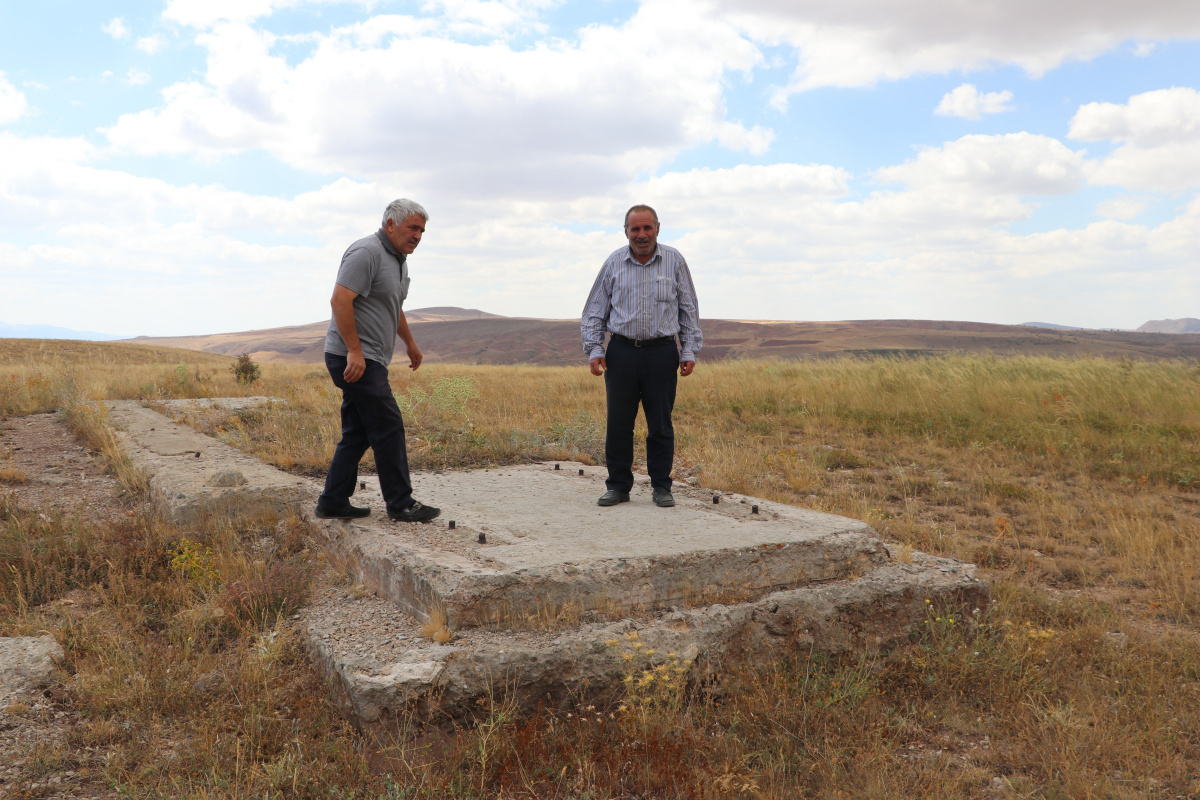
324, 229, 410, 366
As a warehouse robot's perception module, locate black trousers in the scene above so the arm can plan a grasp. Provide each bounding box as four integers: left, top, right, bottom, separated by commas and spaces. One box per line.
603, 336, 679, 493
318, 353, 414, 514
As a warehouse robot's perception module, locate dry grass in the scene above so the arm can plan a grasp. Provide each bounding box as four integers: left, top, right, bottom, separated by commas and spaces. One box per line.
4, 339, 1200, 798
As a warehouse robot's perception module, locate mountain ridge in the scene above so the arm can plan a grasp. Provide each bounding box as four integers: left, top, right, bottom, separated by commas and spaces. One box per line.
117, 310, 1200, 365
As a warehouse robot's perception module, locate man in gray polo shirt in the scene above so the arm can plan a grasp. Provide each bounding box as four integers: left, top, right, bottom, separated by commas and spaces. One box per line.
315, 199, 441, 523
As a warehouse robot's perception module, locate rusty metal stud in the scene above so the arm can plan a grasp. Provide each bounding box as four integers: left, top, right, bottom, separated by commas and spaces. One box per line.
752, 505, 759, 514
360, 481, 367, 490
554, 463, 560, 470
713, 495, 720, 504
449, 520, 456, 530
478, 532, 487, 544
578, 469, 584, 476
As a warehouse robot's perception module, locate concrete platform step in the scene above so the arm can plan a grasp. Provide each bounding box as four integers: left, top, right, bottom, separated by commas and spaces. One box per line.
304, 551, 989, 732
104, 400, 309, 523
319, 463, 891, 629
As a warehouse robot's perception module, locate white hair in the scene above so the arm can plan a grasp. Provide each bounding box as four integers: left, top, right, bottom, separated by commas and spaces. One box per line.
382, 198, 429, 227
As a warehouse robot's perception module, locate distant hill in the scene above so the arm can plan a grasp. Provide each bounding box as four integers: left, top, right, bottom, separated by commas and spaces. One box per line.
122, 307, 501, 363
122, 310, 1200, 365
1138, 318, 1200, 334
0, 321, 121, 340
1020, 322, 1086, 331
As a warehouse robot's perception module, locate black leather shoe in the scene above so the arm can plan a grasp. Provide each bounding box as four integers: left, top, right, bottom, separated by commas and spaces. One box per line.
314, 502, 370, 519
597, 490, 630, 506
652, 489, 675, 508
387, 501, 441, 523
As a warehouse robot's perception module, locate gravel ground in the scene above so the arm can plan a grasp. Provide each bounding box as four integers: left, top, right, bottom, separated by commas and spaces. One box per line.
1, 413, 124, 800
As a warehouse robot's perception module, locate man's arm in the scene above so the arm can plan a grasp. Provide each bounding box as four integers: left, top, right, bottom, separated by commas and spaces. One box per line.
330, 284, 366, 382
675, 258, 702, 377
396, 310, 423, 371
581, 262, 612, 376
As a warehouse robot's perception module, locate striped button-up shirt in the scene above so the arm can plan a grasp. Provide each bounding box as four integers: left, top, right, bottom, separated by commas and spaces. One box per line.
581, 243, 703, 362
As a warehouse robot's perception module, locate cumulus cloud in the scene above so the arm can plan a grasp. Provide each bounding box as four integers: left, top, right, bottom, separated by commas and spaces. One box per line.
4, 120, 1199, 333
935, 83, 1014, 120
0, 72, 29, 124
102, 17, 130, 39
126, 69, 152, 86
877, 133, 1085, 196
710, 0, 1200, 102
1071, 87, 1200, 191
136, 35, 169, 54
104, 2, 770, 197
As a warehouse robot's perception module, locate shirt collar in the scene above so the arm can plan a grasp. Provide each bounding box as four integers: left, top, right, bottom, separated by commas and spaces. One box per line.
375, 228, 405, 261
623, 244, 661, 266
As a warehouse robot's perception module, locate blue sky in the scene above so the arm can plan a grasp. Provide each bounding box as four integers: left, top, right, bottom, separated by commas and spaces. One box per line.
2, 0, 1199, 337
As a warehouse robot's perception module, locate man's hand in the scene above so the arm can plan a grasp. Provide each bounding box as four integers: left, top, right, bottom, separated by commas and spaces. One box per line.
589, 357, 607, 376
407, 344, 424, 371
343, 351, 366, 382
680, 360, 695, 377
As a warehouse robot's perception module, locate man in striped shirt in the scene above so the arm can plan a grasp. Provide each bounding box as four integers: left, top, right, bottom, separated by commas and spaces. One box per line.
581, 205, 703, 508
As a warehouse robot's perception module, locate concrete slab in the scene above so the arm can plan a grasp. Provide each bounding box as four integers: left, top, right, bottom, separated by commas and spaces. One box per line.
319, 463, 890, 628
305, 550, 989, 730
99, 400, 990, 733
104, 400, 309, 523
153, 396, 286, 414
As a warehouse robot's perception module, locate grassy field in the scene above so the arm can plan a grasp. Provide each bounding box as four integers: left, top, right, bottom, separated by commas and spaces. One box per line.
2, 338, 1200, 798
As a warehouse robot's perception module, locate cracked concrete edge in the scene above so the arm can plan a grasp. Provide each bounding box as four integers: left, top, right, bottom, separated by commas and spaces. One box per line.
318, 516, 900, 629
104, 400, 309, 524
306, 553, 990, 732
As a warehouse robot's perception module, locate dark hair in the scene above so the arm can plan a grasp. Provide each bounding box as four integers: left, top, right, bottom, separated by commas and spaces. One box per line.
624, 204, 659, 228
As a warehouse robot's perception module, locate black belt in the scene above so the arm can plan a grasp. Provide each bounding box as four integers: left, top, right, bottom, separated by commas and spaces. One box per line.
611, 333, 675, 348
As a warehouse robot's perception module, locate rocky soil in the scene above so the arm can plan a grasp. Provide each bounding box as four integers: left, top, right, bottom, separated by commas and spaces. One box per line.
0, 414, 124, 800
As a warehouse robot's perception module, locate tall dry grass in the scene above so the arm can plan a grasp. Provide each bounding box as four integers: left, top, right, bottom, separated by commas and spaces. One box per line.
4, 339, 1200, 797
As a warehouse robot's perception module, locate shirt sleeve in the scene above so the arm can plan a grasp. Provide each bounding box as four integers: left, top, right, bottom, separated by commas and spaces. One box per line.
334, 243, 378, 297
581, 261, 612, 360
675, 256, 702, 362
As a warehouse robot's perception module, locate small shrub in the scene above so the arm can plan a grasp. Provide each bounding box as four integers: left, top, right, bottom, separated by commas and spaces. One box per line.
821, 448, 868, 470
230, 354, 260, 386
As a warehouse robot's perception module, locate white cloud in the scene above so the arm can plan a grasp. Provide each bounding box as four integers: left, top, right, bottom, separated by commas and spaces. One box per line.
877, 133, 1085, 196
104, 2, 769, 197
102, 17, 131, 40
935, 83, 1014, 120
1071, 87, 1200, 191
1096, 195, 1149, 220
136, 35, 169, 54
711, 0, 1200, 102
4, 122, 1200, 334
0, 72, 29, 124
126, 69, 152, 86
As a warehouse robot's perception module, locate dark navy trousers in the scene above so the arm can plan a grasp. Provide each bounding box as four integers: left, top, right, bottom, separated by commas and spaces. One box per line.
318, 353, 414, 514
603, 336, 679, 493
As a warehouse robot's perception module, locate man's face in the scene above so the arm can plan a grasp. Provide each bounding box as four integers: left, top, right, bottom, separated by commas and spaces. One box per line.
384, 214, 425, 255
625, 210, 659, 261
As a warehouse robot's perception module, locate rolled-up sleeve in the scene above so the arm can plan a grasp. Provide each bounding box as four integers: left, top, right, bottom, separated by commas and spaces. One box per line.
675, 258, 702, 362
581, 263, 611, 360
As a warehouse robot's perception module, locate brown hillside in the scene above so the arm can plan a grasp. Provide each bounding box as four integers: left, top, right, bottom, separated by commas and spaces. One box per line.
124, 312, 1200, 365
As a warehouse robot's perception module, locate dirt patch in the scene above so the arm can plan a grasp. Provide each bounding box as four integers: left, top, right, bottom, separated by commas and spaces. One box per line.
1, 413, 126, 524
1, 413, 123, 800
